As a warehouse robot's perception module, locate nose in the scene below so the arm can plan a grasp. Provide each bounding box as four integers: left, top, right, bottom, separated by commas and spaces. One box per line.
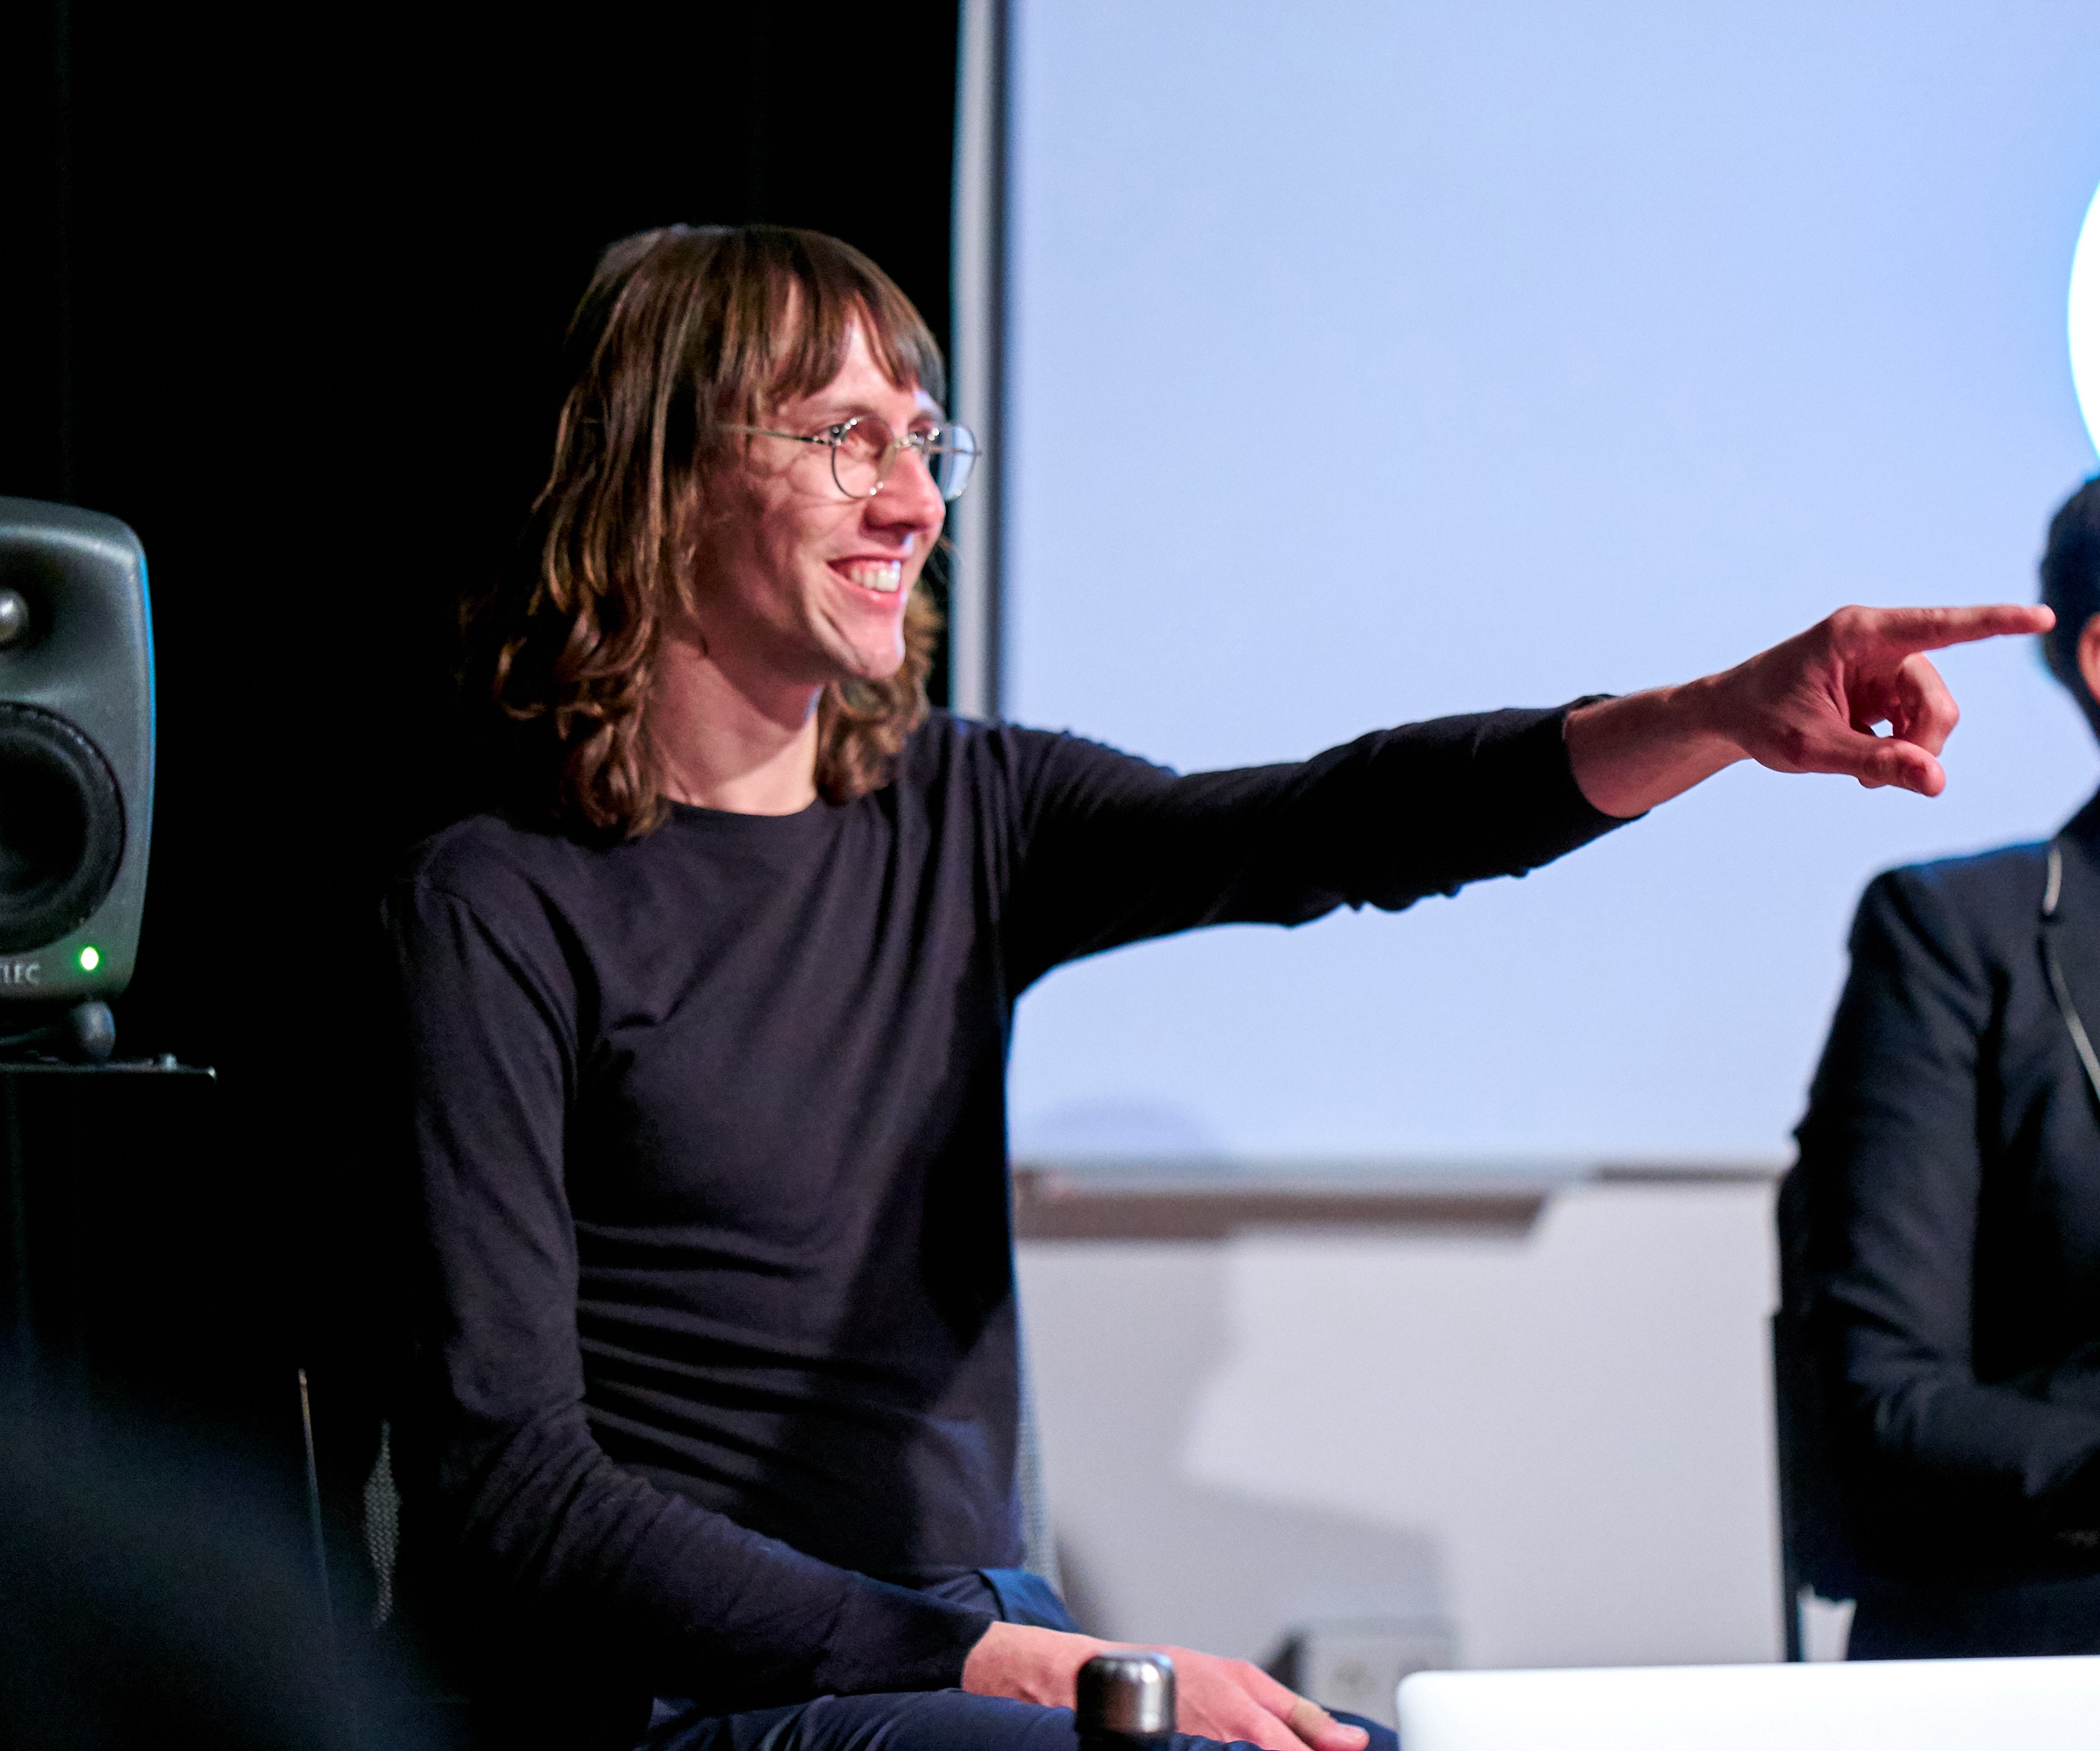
868, 443, 947, 536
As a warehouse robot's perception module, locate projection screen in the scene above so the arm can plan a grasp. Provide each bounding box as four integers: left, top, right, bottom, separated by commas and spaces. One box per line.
1000, 0, 2100, 1165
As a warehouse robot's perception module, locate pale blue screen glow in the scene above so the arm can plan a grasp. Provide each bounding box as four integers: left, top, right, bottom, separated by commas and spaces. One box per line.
1001, 2, 2100, 1164
2075, 181, 2100, 456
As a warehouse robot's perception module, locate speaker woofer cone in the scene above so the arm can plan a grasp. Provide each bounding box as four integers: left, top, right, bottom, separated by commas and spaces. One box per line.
0, 703, 126, 955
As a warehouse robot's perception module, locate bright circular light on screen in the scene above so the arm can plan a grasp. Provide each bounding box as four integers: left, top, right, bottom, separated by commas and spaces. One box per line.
2075, 180, 2100, 458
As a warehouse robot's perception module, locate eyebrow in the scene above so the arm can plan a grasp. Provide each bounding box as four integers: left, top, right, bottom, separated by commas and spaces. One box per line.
786, 388, 948, 425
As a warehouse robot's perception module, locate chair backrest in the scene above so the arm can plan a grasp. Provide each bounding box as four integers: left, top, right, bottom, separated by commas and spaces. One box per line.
1771, 1163, 1861, 1655
1016, 1331, 1062, 1591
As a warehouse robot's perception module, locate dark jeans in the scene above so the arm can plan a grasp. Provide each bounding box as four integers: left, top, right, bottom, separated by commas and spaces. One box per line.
642, 1572, 1402, 1751
1849, 1570, 2100, 1660
643, 1689, 1397, 1751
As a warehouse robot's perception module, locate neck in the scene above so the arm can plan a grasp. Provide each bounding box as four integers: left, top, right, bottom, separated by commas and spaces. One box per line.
649, 631, 824, 815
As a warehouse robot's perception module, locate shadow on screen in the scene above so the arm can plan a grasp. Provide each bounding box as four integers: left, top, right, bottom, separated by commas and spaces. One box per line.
1037, 1250, 1449, 1663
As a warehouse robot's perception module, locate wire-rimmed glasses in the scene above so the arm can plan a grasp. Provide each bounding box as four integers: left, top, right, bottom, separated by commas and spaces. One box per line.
720, 415, 982, 502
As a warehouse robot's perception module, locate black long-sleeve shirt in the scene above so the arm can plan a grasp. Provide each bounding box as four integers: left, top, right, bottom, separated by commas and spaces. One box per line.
1794, 793, 2100, 1582
381, 706, 1619, 1722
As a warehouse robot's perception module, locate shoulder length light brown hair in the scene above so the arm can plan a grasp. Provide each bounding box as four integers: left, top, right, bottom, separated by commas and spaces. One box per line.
472, 223, 947, 838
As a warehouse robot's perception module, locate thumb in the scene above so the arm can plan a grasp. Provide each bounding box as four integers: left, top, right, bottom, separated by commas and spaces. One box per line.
1286, 1696, 1369, 1751
1841, 728, 1946, 797
1766, 714, 1946, 796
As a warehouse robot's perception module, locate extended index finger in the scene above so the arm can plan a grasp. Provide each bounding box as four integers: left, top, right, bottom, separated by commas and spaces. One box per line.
1861, 603, 2054, 656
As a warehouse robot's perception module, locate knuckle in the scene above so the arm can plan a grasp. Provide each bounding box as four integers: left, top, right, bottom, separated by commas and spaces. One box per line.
1827, 605, 1869, 640
1772, 724, 1815, 768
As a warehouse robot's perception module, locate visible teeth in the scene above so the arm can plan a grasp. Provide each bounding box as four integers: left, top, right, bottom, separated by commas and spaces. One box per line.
843, 561, 903, 594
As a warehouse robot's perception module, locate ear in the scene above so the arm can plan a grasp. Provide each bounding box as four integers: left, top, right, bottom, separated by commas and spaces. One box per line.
2079, 612, 2100, 709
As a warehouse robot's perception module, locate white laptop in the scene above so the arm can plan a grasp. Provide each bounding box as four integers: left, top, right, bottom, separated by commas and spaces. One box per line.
1397, 1655, 2100, 1750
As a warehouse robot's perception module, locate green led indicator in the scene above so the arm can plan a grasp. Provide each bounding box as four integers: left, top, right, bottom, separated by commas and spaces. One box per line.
77, 945, 101, 973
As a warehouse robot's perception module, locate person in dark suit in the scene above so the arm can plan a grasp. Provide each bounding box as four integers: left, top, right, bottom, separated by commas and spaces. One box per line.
1792, 476, 2100, 1659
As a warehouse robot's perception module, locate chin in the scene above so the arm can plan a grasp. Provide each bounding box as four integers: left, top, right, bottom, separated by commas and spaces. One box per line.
850, 647, 911, 683
818, 633, 907, 686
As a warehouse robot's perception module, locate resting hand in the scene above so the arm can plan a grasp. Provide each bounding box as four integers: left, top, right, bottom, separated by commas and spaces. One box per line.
1564, 603, 2055, 818
961, 1621, 1369, 1751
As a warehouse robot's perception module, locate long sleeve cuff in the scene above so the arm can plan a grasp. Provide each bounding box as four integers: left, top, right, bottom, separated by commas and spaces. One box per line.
815, 1577, 996, 1697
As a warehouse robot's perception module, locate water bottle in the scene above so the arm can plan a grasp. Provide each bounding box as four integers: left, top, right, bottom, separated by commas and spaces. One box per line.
1077, 1650, 1176, 1751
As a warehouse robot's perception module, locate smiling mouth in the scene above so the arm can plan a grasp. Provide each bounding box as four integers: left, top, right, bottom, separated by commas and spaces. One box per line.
838, 560, 904, 595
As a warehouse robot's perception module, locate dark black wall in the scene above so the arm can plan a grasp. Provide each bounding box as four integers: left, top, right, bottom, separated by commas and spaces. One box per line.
0, 1, 961, 1370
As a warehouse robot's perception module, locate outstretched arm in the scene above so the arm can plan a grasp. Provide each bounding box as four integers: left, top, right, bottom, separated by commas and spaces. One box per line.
1564, 604, 2054, 818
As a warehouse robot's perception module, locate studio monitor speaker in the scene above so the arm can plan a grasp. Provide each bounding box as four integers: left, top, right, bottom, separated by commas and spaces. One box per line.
0, 499, 154, 1004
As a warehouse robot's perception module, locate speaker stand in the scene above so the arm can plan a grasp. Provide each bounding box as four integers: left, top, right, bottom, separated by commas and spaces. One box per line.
0, 1002, 117, 1064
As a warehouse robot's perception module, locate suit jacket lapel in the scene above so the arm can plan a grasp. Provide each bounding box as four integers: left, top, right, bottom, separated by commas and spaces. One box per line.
2049, 793, 2100, 1057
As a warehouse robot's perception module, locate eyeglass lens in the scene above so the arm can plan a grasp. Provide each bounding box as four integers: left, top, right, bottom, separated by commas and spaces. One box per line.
831, 419, 980, 503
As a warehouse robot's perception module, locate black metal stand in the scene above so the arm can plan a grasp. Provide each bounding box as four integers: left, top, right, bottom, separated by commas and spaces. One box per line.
0, 1000, 119, 1063
1, 1059, 227, 1409
0, 1060, 367, 1747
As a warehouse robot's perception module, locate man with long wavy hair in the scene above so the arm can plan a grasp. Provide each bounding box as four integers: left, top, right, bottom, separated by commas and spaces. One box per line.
386, 223, 2048, 1751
